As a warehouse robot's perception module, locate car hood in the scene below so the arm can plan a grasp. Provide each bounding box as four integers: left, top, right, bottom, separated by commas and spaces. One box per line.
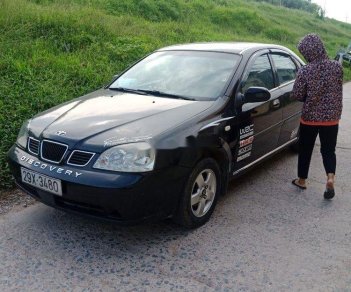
29, 89, 214, 151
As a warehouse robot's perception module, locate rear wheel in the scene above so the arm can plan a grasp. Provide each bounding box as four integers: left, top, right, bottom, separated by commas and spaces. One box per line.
173, 158, 221, 228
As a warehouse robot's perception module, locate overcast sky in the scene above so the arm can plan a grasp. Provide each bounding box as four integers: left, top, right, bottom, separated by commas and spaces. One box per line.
312, 0, 351, 23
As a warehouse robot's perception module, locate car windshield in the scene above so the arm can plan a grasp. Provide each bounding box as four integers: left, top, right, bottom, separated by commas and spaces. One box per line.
110, 51, 240, 101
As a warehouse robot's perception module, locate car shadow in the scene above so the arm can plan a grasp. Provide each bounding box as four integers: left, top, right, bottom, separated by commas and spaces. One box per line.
226, 148, 297, 196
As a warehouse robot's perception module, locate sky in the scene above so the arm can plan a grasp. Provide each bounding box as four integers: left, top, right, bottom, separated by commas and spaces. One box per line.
312, 0, 351, 23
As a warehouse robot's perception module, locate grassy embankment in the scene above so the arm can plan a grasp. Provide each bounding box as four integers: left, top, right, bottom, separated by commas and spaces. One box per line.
1, 0, 350, 190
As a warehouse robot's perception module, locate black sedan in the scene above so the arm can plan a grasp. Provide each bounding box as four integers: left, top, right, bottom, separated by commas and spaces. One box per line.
8, 42, 303, 228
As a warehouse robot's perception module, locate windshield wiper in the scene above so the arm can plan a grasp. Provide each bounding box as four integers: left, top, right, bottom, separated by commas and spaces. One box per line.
136, 89, 195, 101
109, 87, 195, 100
109, 87, 148, 95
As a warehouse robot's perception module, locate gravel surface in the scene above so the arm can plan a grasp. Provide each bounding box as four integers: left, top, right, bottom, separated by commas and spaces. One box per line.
0, 189, 36, 215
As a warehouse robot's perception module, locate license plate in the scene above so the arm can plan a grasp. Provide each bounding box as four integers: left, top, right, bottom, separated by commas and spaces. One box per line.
21, 167, 62, 196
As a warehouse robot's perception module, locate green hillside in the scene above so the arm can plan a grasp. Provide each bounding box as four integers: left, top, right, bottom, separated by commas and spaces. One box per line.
0, 0, 350, 190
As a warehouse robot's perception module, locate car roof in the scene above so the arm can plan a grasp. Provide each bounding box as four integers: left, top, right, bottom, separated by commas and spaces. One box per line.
158, 42, 305, 65
158, 42, 294, 55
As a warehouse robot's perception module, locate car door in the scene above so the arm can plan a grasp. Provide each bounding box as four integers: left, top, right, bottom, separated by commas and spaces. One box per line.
232, 52, 283, 170
269, 51, 303, 146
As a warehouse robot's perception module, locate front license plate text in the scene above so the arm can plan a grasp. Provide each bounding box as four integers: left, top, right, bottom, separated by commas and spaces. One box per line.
21, 167, 62, 196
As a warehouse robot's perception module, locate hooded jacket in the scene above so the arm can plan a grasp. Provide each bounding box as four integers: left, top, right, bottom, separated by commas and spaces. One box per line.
292, 34, 343, 125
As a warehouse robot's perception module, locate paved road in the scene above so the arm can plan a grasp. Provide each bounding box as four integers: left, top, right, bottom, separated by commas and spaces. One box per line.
1, 84, 351, 291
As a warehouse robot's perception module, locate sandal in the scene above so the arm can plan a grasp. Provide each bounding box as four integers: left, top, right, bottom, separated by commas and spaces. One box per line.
324, 178, 335, 199
292, 179, 307, 190
324, 188, 335, 200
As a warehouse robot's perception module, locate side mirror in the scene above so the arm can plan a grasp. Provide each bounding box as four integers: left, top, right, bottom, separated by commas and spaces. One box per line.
243, 87, 271, 103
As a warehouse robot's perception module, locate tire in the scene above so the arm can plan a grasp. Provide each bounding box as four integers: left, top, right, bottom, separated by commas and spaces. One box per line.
173, 158, 221, 229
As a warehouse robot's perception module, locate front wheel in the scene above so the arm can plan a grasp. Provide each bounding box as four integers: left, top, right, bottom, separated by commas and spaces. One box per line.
173, 158, 221, 228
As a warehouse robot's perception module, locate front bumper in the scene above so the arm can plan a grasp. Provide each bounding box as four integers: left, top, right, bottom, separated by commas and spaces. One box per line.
8, 145, 191, 224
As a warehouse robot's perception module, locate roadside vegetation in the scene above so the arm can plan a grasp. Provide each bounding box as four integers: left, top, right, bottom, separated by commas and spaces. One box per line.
254, 0, 324, 16
1, 0, 350, 190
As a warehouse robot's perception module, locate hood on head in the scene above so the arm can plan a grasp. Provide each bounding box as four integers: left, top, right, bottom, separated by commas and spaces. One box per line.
297, 34, 328, 63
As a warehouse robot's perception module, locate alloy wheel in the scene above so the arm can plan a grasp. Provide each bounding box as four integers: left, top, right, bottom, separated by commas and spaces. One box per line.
190, 169, 217, 218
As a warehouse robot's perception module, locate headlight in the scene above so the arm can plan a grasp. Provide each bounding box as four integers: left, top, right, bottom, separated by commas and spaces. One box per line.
93, 142, 155, 172
16, 119, 31, 149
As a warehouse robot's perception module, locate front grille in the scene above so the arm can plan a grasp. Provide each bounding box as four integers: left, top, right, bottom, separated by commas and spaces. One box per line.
28, 137, 40, 155
67, 150, 95, 166
41, 140, 68, 163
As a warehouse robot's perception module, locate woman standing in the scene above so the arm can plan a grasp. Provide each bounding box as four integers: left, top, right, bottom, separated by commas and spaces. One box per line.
291, 34, 343, 199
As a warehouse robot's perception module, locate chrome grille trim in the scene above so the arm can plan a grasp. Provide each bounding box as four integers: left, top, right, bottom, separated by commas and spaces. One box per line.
28, 137, 40, 155
67, 150, 95, 167
40, 139, 68, 164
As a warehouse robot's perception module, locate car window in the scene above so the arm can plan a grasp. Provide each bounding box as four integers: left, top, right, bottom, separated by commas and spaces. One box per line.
271, 54, 297, 85
241, 54, 274, 93
110, 51, 240, 101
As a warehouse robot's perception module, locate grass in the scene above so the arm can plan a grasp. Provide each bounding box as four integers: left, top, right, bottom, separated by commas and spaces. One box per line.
1, 0, 351, 190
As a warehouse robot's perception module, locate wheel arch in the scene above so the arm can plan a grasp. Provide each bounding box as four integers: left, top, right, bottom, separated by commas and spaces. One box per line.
178, 140, 231, 197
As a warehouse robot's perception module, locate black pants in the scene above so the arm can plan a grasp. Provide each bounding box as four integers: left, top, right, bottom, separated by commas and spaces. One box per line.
298, 123, 339, 179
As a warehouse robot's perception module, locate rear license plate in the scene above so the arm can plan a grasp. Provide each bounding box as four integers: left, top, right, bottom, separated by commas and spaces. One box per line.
21, 167, 62, 196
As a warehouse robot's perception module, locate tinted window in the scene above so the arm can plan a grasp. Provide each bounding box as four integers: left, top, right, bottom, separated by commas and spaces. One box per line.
242, 54, 274, 93
271, 54, 297, 85
110, 51, 240, 101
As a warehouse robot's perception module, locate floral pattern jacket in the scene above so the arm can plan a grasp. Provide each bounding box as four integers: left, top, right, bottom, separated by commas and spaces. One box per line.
292, 34, 343, 124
